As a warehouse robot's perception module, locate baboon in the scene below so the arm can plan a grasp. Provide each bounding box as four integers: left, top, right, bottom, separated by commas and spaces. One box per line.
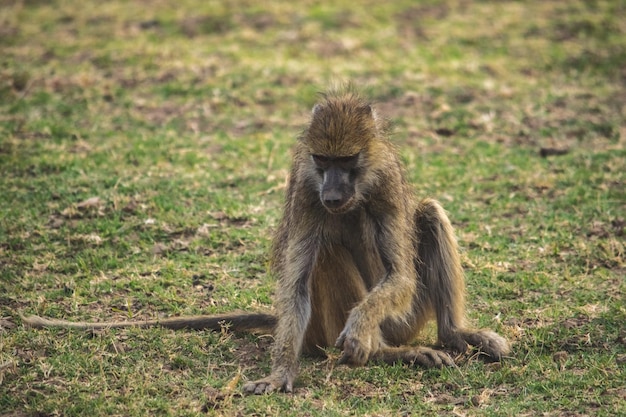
22, 88, 510, 394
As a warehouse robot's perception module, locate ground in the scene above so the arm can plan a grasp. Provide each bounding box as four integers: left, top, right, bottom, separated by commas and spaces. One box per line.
0, 0, 624, 416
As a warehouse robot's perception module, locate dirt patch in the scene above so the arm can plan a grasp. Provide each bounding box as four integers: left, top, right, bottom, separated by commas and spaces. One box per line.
232, 334, 273, 370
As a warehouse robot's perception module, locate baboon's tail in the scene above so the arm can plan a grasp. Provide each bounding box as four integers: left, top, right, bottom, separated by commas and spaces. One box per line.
20, 312, 277, 332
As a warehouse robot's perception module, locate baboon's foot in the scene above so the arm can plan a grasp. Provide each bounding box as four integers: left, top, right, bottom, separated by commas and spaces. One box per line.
441, 329, 510, 361
373, 346, 455, 368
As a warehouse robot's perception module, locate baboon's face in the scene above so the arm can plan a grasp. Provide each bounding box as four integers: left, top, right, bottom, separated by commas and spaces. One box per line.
311, 153, 361, 214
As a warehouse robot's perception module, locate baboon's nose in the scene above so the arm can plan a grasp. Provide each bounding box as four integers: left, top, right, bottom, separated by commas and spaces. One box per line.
323, 198, 343, 209
322, 190, 344, 209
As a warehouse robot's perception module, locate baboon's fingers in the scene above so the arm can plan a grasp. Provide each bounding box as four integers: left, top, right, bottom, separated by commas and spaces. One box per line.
242, 380, 276, 395
337, 336, 369, 366
335, 333, 346, 349
242, 375, 293, 395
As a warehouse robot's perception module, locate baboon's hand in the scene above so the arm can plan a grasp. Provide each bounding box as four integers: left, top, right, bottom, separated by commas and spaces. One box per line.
336, 332, 371, 366
335, 313, 381, 366
242, 373, 294, 395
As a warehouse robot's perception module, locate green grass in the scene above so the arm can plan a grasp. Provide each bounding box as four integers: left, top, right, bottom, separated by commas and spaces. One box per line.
1, 0, 625, 415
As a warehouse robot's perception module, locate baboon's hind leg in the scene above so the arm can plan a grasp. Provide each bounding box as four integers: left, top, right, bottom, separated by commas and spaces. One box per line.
415, 198, 510, 360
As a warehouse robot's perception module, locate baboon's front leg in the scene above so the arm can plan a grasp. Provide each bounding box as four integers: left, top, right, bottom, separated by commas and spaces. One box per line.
243, 238, 316, 394
335, 212, 417, 365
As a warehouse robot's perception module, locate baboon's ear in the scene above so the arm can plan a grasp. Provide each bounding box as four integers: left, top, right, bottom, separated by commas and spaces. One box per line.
312, 103, 323, 115
359, 104, 373, 117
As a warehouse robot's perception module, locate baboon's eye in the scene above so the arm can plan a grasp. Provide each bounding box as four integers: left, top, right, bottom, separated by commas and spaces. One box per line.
337, 154, 359, 164
349, 167, 361, 181
311, 155, 326, 176
312, 155, 329, 165
336, 153, 360, 169
312, 153, 359, 171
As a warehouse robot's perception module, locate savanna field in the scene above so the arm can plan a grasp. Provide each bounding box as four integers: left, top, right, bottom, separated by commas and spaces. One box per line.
1, 1, 624, 416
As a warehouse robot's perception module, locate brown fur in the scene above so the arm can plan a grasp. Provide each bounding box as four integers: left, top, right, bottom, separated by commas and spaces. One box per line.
21, 88, 510, 395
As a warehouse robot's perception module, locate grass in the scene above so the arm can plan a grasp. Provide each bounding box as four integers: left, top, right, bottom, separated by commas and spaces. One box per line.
1, 0, 624, 415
